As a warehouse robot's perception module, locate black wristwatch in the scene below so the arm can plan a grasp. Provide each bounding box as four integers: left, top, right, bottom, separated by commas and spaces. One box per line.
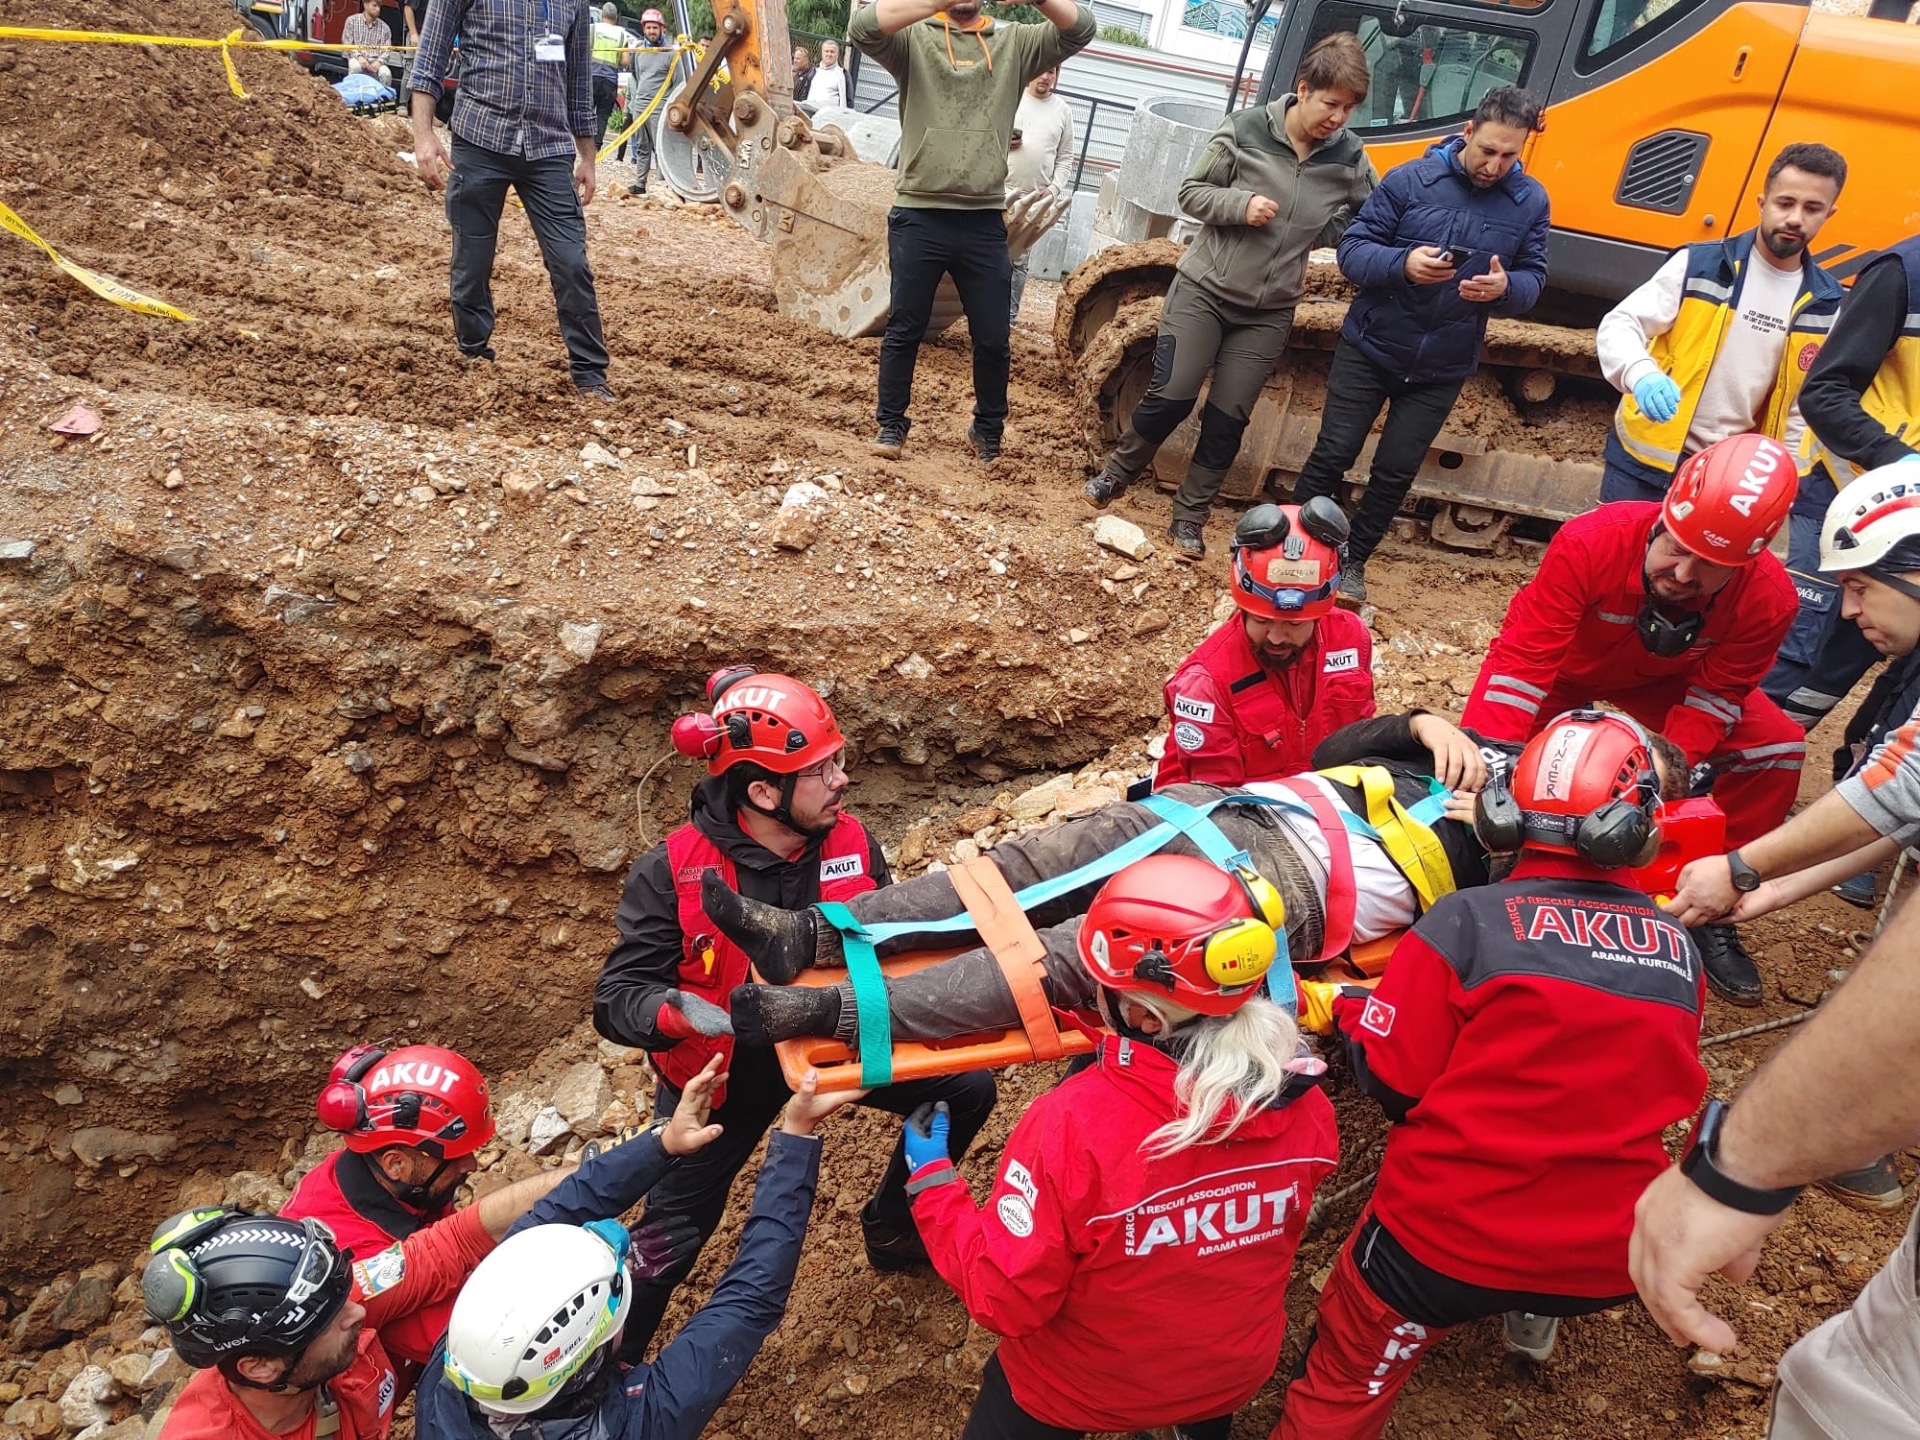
1726, 849, 1762, 893
1680, 1101, 1802, 1215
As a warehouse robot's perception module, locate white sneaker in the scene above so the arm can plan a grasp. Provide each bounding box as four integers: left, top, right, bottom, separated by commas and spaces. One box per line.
1503, 1311, 1559, 1362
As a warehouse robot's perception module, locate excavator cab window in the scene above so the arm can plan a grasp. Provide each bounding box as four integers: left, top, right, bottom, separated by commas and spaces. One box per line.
1306, 3, 1534, 129
1581, 0, 1709, 69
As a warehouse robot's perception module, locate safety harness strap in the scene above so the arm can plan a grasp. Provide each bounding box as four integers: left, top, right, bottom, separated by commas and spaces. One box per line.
817, 902, 893, 1088
1318, 765, 1458, 909
1272, 778, 1356, 964
949, 858, 1066, 1061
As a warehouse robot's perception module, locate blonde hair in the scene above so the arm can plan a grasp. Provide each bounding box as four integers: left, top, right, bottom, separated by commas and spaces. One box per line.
1135, 994, 1307, 1160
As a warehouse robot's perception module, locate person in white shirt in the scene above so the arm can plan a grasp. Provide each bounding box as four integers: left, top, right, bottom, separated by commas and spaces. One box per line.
1595, 143, 1848, 505
805, 38, 850, 113
1004, 65, 1074, 321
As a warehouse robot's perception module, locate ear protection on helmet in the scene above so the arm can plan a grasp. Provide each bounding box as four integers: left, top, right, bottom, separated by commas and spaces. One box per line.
670, 712, 723, 760
141, 1208, 234, 1323
1475, 711, 1661, 869
1198, 867, 1286, 987
1472, 779, 1526, 854
315, 1045, 387, 1134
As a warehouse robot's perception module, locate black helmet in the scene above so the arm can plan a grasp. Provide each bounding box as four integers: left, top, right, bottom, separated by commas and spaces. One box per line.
142, 1208, 352, 1371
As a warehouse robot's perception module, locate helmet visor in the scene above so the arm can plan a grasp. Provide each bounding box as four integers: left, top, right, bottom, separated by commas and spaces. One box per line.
257, 1218, 348, 1335
1237, 571, 1337, 613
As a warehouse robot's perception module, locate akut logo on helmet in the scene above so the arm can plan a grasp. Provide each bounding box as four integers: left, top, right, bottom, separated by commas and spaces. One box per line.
368, 1061, 467, 1095
714, 686, 787, 717
1725, 439, 1789, 519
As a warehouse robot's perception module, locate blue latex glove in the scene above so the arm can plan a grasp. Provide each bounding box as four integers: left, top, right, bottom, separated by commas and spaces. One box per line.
1632, 373, 1682, 424
902, 1101, 955, 1196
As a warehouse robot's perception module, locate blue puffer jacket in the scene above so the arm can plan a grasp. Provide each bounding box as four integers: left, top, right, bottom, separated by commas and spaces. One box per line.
1336, 135, 1551, 385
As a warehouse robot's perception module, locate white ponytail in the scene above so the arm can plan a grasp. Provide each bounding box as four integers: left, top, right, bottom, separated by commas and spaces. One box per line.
1137, 994, 1307, 1160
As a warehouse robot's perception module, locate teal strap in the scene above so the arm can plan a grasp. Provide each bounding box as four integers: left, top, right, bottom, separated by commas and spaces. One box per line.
818, 902, 893, 1087
1408, 782, 1452, 828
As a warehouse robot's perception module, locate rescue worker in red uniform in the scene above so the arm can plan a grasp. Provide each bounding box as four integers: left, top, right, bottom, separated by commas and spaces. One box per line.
592, 666, 997, 1355
899, 855, 1338, 1440
279, 1043, 495, 1401
1274, 711, 1709, 1440
1461, 431, 1802, 1005
146, 1157, 584, 1440
1156, 498, 1376, 788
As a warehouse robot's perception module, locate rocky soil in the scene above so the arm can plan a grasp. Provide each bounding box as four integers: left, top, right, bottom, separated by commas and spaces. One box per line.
1, 3, 1913, 1438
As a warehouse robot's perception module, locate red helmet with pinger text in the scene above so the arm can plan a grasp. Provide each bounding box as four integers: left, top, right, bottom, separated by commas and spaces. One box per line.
1661, 432, 1797, 565
1229, 499, 1348, 621
669, 667, 844, 776
1077, 855, 1286, 1016
315, 1043, 495, 1158
1476, 710, 1662, 869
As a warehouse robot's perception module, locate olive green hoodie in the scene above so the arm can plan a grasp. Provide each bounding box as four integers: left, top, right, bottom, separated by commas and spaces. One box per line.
849, 5, 1095, 209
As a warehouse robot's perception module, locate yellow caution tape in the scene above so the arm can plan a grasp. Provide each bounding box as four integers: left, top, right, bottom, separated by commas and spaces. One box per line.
0, 200, 196, 322
0, 25, 421, 99
597, 43, 698, 163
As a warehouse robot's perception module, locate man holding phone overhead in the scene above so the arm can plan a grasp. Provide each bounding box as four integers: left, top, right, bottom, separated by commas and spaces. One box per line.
1292, 86, 1551, 606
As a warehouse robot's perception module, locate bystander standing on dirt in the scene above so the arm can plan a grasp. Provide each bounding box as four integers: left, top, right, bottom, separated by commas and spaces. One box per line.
1630, 885, 1920, 1440
1003, 64, 1074, 323
409, 0, 615, 400
850, 0, 1095, 463
626, 7, 674, 195
591, 666, 996, 1358
1083, 34, 1376, 559
279, 1043, 496, 1400
1276, 713, 1705, 1438
1289, 86, 1551, 606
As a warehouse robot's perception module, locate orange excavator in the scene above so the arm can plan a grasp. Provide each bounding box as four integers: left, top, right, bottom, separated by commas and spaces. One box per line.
1056, 0, 1920, 544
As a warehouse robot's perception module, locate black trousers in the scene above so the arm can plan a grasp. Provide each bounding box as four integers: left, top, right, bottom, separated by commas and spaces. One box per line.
592, 72, 619, 146
622, 1041, 997, 1356
1353, 1215, 1629, 1326
962, 1353, 1233, 1440
879, 206, 1012, 435
1292, 340, 1466, 569
445, 135, 610, 386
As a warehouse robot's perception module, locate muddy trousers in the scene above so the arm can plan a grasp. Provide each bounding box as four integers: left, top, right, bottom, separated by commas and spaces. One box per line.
1768, 1200, 1920, 1439
1102, 275, 1296, 527
1291, 341, 1466, 571
813, 786, 1322, 1045
1762, 474, 1881, 731
878, 207, 1012, 437
964, 1353, 1233, 1440
1275, 1216, 1627, 1440
621, 1041, 995, 1359
445, 136, 611, 387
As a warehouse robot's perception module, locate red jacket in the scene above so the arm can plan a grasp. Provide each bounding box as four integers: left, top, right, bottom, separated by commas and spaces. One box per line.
1155, 609, 1376, 788
161, 1206, 496, 1440
912, 1033, 1337, 1431
1334, 854, 1707, 1297
1461, 502, 1796, 764
281, 1150, 453, 1399
660, 813, 876, 1101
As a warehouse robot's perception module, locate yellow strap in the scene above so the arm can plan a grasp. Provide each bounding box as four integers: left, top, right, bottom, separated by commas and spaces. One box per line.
0, 201, 196, 321
596, 42, 699, 163
1319, 765, 1456, 911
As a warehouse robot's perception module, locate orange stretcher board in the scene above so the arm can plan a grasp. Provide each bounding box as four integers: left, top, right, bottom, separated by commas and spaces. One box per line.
771, 948, 1099, 1093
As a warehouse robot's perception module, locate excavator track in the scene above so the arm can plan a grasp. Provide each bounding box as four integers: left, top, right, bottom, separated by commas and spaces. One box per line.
1060, 242, 1615, 548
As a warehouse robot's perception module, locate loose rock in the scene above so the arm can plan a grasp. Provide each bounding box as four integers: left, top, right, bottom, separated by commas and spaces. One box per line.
1093, 515, 1153, 561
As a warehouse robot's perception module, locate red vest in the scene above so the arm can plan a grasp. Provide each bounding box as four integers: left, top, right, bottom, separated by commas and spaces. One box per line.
659, 815, 878, 1099
1154, 608, 1374, 787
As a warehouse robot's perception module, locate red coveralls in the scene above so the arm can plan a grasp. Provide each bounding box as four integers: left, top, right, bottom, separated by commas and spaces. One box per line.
1460, 502, 1801, 848
1155, 608, 1377, 788
160, 1205, 497, 1440
913, 1032, 1338, 1434
1273, 855, 1707, 1440
280, 1150, 454, 1400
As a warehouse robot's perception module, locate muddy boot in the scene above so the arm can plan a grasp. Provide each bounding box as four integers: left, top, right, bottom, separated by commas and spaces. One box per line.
698, 871, 839, 982
728, 982, 842, 1047
1167, 519, 1206, 561
1084, 463, 1130, 508
871, 420, 910, 459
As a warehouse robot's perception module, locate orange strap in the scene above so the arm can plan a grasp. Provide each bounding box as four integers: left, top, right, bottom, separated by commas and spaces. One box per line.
949, 857, 1066, 1061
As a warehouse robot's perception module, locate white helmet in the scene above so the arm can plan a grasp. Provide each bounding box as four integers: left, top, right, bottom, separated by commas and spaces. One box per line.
1819, 463, 1920, 576
442, 1222, 631, 1416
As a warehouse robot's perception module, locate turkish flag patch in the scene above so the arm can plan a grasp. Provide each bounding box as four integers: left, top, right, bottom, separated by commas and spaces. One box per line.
1359, 997, 1396, 1037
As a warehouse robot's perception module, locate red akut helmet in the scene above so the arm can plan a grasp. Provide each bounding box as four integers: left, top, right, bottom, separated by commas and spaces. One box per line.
315, 1044, 495, 1159
1229, 501, 1345, 621
1077, 855, 1286, 1016
1478, 710, 1661, 869
1661, 432, 1797, 565
670, 666, 844, 777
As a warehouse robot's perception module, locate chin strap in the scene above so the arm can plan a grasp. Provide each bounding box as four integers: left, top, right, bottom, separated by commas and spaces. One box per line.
1867, 566, 1920, 603
380, 1154, 455, 1212
741, 773, 835, 840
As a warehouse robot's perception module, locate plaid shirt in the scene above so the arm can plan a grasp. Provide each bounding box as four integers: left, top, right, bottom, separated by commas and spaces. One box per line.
410, 0, 595, 161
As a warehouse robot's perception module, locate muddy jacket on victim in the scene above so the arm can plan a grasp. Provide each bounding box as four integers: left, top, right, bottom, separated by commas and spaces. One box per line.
912, 1031, 1337, 1431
